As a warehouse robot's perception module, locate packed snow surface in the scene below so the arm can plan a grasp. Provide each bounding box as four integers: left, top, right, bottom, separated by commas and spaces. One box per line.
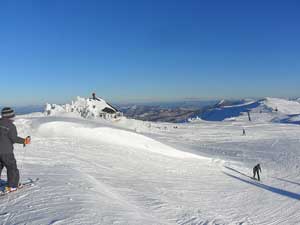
1, 97, 300, 224
264, 97, 300, 114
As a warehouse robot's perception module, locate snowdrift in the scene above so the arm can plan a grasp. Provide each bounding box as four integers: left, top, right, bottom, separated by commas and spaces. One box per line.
36, 120, 203, 159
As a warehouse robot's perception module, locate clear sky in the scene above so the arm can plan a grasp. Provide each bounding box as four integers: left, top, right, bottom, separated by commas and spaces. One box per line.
0, 0, 299, 105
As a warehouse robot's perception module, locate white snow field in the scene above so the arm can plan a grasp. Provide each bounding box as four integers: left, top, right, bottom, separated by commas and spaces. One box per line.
1, 98, 300, 224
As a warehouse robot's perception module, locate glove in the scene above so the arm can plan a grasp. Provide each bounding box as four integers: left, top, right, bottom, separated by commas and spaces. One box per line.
24, 136, 31, 145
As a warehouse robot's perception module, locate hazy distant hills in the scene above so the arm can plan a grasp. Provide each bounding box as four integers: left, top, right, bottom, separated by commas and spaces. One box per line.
7, 105, 44, 115
118, 98, 300, 124
118, 100, 217, 123
2, 97, 300, 124
120, 105, 200, 123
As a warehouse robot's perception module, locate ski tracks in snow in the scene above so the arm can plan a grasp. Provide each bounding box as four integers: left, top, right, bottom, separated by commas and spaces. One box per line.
2, 117, 300, 224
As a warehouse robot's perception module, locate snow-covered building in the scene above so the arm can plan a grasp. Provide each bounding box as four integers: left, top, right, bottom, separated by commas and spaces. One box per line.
45, 95, 123, 120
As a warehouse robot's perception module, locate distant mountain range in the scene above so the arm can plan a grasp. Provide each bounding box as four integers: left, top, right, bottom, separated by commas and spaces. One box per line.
118, 97, 300, 124
2, 97, 300, 125
13, 105, 44, 115
117, 100, 217, 123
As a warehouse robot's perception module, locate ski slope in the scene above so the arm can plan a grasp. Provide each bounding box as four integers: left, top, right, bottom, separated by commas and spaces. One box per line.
264, 97, 300, 114
1, 108, 300, 224
200, 97, 300, 125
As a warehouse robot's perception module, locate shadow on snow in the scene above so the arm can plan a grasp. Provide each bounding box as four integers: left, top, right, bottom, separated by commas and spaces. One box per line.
224, 166, 253, 179
224, 169, 300, 201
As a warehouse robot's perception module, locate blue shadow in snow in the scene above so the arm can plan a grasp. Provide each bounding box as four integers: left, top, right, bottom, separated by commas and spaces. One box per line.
277, 114, 300, 125
224, 166, 253, 179
201, 101, 261, 121
224, 172, 300, 201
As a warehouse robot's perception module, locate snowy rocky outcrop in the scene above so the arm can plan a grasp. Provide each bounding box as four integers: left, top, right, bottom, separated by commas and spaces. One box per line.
45, 96, 122, 120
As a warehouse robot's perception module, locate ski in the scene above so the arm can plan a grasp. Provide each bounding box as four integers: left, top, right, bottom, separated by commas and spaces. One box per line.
0, 178, 39, 196
0, 179, 7, 187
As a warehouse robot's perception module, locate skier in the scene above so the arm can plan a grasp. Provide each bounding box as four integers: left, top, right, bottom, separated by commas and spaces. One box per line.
0, 162, 3, 180
0, 162, 4, 187
253, 164, 262, 181
0, 107, 31, 192
242, 129, 246, 136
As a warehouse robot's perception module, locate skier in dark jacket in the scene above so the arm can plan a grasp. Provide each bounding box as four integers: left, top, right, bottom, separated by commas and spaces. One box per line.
253, 164, 262, 181
0, 162, 3, 184
0, 107, 31, 192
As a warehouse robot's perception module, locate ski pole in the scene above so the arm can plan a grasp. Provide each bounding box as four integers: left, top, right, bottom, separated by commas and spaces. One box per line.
20, 136, 31, 176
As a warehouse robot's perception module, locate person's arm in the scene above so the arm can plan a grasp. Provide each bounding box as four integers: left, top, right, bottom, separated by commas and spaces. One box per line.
8, 124, 25, 144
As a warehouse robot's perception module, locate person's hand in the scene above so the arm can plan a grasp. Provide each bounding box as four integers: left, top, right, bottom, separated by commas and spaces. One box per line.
24, 136, 31, 145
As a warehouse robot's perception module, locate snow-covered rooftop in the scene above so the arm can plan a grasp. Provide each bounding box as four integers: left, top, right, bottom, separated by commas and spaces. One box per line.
45, 95, 121, 119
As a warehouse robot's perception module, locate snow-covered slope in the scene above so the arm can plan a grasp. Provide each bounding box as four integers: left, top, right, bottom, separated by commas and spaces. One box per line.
201, 100, 261, 121
1, 98, 300, 224
37, 120, 203, 159
264, 97, 300, 114
201, 97, 300, 124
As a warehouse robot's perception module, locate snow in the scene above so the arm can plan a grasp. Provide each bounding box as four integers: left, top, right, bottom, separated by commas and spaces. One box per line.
201, 97, 300, 125
37, 120, 204, 159
222, 101, 256, 108
201, 100, 261, 121
1, 97, 300, 224
45, 96, 120, 119
264, 97, 300, 114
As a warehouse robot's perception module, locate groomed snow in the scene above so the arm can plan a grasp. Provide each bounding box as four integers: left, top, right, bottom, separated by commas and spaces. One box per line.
264, 97, 300, 114
1, 103, 300, 224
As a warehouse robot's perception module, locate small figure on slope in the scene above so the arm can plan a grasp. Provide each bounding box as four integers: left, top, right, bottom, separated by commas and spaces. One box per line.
242, 128, 246, 136
0, 107, 31, 193
253, 164, 262, 181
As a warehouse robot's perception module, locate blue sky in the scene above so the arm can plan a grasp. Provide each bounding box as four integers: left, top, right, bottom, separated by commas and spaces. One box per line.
0, 0, 299, 105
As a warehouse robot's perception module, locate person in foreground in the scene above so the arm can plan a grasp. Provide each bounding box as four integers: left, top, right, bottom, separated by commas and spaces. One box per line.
253, 164, 262, 181
0, 107, 31, 192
